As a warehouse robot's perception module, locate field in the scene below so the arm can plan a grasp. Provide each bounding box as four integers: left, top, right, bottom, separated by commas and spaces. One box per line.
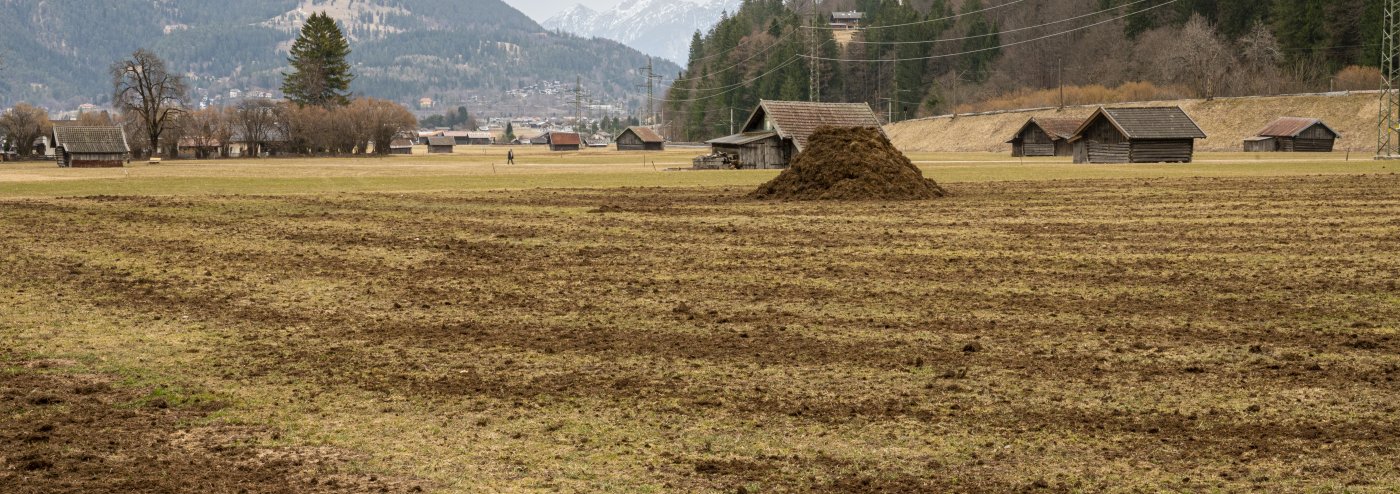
3, 149, 1399, 493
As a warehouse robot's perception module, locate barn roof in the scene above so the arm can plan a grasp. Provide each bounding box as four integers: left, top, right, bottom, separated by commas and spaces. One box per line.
427, 136, 456, 146
548, 132, 581, 146
53, 126, 129, 154
620, 126, 664, 143
1006, 116, 1085, 143
707, 131, 778, 146
390, 139, 414, 148
1256, 117, 1339, 138
467, 131, 494, 139
742, 100, 884, 151
1072, 107, 1206, 141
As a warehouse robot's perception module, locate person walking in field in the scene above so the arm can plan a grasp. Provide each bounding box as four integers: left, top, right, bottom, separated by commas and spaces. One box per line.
507, 149, 515, 165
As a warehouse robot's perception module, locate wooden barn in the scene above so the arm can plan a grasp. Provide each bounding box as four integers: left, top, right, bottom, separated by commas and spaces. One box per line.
1069, 107, 1206, 164
616, 126, 665, 151
1245, 117, 1339, 152
427, 136, 456, 154
1006, 117, 1082, 157
389, 139, 414, 155
52, 125, 129, 168
546, 132, 581, 152
706, 100, 885, 169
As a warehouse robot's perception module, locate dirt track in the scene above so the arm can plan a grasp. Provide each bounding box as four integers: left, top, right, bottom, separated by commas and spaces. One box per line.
2, 174, 1399, 492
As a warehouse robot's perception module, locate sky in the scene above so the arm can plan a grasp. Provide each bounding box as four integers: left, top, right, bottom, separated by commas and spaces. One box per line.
503, 0, 620, 22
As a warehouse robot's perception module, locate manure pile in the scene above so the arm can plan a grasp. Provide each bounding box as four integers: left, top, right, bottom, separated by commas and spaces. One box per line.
752, 126, 945, 201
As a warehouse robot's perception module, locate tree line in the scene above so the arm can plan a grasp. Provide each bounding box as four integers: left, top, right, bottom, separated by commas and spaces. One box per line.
664, 0, 1384, 141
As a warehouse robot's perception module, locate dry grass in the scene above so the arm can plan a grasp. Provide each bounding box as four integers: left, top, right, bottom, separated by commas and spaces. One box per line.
888, 92, 1381, 153
2, 162, 1398, 492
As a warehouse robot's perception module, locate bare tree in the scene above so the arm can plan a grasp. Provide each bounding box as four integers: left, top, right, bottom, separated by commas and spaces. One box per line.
1176, 15, 1233, 100
1235, 21, 1283, 95
184, 107, 228, 159
234, 99, 278, 158
0, 104, 53, 158
112, 49, 188, 157
349, 98, 417, 155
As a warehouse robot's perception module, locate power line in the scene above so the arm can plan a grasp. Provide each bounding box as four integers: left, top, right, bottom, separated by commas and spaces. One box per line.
652, 55, 804, 103
846, 0, 1151, 46
801, 0, 1029, 31
800, 0, 1179, 63
671, 30, 796, 83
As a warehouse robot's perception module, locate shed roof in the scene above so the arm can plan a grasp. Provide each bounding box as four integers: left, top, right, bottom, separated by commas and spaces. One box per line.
743, 100, 884, 151
1256, 117, 1339, 138
548, 132, 581, 146
466, 131, 494, 139
390, 139, 414, 148
53, 126, 129, 154
1006, 116, 1085, 143
1071, 107, 1206, 141
707, 131, 779, 146
427, 136, 456, 146
620, 126, 665, 143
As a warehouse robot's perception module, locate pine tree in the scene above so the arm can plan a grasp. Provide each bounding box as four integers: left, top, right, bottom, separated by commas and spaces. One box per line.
282, 12, 354, 108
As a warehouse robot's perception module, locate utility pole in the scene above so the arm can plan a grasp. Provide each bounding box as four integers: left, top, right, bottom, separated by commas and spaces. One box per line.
572, 75, 584, 130
638, 57, 662, 127
1379, 0, 1400, 159
730, 107, 734, 135
808, 0, 821, 102
1057, 57, 1065, 110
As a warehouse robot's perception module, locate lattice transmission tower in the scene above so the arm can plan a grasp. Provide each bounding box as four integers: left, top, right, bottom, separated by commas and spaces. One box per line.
1379, 0, 1400, 159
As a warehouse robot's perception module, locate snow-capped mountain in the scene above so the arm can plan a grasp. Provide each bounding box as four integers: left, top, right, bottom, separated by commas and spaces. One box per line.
543, 0, 741, 65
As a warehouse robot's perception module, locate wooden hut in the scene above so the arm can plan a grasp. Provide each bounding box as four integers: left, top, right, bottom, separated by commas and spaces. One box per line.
427, 136, 456, 154
52, 125, 129, 168
1006, 117, 1082, 157
616, 126, 665, 151
547, 132, 581, 152
1246, 117, 1339, 152
1068, 107, 1206, 164
706, 100, 885, 169
389, 139, 414, 155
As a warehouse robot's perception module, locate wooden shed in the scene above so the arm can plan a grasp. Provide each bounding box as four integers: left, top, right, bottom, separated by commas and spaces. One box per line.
1069, 107, 1206, 164
1007, 117, 1082, 157
427, 136, 456, 154
706, 100, 885, 169
1247, 117, 1339, 152
52, 125, 129, 168
616, 126, 665, 151
389, 139, 414, 155
547, 132, 581, 152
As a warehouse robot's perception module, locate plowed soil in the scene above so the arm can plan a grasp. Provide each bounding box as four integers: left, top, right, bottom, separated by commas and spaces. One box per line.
2, 174, 1398, 492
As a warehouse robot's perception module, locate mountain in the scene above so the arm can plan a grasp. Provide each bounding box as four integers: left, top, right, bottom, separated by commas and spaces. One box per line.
0, 0, 680, 114
542, 0, 741, 65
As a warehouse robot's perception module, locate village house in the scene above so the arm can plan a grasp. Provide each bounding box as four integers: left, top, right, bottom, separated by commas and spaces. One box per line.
706, 100, 885, 169
52, 125, 130, 168
1006, 116, 1083, 157
1069, 107, 1206, 164
1244, 117, 1340, 152
427, 136, 456, 153
615, 126, 665, 151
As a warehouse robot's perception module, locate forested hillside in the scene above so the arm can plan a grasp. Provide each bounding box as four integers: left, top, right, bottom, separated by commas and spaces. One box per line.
664, 0, 1383, 141
0, 0, 678, 111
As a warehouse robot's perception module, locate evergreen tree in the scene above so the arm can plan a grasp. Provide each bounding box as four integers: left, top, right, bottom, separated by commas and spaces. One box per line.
282, 12, 354, 108
504, 122, 515, 141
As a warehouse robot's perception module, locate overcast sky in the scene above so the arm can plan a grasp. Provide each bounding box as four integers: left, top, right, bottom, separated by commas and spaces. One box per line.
503, 0, 620, 22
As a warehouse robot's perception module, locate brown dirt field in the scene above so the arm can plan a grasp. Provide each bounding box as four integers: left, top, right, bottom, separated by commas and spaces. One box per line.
752, 127, 945, 201
1, 174, 1399, 492
0, 351, 424, 493
887, 92, 1380, 153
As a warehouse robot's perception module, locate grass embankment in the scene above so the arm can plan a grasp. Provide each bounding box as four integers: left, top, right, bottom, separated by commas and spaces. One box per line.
2, 158, 1398, 492
887, 92, 1381, 153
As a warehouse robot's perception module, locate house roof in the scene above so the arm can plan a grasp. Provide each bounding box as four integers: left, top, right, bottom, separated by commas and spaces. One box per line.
548, 132, 581, 146
466, 131, 494, 139
427, 136, 456, 146
1256, 117, 1339, 138
1071, 106, 1206, 141
620, 126, 665, 143
53, 126, 129, 154
831, 11, 864, 19
743, 100, 884, 151
1006, 116, 1085, 143
707, 131, 779, 146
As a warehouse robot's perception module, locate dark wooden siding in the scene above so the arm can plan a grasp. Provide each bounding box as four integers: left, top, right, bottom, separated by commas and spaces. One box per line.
1024, 143, 1055, 156
428, 145, 454, 154
1294, 138, 1334, 152
1244, 138, 1277, 152
616, 133, 664, 151
1086, 142, 1130, 163
1129, 140, 1194, 163
713, 136, 790, 169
